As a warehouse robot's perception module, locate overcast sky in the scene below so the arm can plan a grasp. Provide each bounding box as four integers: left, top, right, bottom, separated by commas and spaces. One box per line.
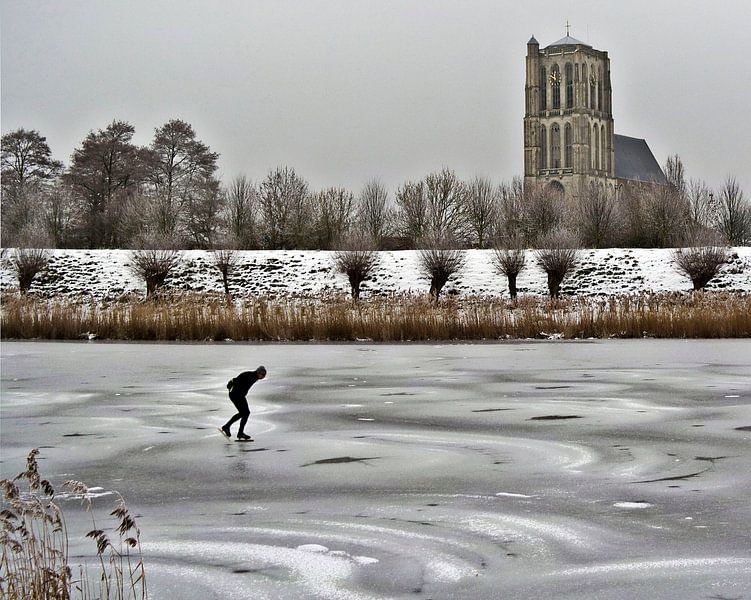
2, 0, 750, 194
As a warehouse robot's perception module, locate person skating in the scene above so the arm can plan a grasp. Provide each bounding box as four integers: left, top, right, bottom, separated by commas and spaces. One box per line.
220, 366, 266, 441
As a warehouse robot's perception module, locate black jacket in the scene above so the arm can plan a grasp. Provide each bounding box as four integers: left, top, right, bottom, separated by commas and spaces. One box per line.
229, 371, 260, 398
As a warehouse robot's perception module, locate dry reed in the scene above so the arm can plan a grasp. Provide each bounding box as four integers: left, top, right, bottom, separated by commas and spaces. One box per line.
1, 291, 750, 341
0, 449, 147, 600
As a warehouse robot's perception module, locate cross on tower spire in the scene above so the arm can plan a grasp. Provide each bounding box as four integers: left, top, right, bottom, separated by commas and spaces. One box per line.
566, 20, 571, 36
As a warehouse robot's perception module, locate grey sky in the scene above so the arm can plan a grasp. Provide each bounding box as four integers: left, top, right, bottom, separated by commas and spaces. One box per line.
2, 0, 749, 194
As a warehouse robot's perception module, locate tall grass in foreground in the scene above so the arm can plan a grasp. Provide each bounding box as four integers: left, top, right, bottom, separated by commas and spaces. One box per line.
1, 291, 750, 340
0, 449, 146, 600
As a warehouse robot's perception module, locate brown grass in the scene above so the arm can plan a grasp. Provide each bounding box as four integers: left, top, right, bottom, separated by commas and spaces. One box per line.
1, 291, 750, 341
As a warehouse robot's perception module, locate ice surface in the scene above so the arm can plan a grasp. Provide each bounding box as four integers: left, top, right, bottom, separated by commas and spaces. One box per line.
1, 340, 750, 599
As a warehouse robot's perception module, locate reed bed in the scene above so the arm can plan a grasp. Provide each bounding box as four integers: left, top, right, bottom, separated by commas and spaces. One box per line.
1, 291, 750, 341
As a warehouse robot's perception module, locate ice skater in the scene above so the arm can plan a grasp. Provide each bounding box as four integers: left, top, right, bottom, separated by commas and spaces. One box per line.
220, 366, 266, 441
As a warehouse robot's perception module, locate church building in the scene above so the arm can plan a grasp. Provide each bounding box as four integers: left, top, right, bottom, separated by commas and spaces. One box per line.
523, 30, 665, 197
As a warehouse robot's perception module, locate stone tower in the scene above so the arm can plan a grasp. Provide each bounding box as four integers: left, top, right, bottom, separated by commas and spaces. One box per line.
524, 31, 616, 196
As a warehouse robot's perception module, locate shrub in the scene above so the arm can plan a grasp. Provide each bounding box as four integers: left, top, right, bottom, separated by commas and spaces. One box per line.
129, 249, 181, 298
212, 249, 239, 295
535, 233, 580, 298
418, 239, 465, 302
333, 233, 379, 301
334, 251, 376, 301
672, 246, 729, 290
9, 248, 50, 294
491, 237, 527, 299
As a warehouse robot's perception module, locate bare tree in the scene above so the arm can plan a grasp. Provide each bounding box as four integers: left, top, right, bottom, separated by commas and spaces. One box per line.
395, 180, 427, 247
185, 177, 224, 249
424, 168, 467, 242
576, 182, 616, 248
257, 166, 309, 249
642, 183, 690, 247
333, 233, 379, 301
686, 178, 717, 234
524, 182, 565, 246
9, 248, 50, 294
143, 119, 220, 241
495, 177, 525, 243
66, 120, 142, 248
311, 187, 355, 249
491, 235, 527, 299
535, 231, 581, 298
224, 175, 257, 248
672, 245, 729, 291
129, 248, 181, 298
664, 154, 687, 200
40, 182, 80, 248
213, 249, 239, 295
466, 176, 498, 248
1, 129, 63, 246
116, 190, 154, 248
716, 176, 750, 245
1, 129, 63, 190
418, 236, 466, 302
615, 183, 647, 247
357, 179, 391, 246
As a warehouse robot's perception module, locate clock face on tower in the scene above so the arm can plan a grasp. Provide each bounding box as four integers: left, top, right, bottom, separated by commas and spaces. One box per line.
549, 71, 560, 84
590, 74, 596, 85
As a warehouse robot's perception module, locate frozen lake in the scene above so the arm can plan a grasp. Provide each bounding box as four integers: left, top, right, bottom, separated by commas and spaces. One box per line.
1, 340, 750, 599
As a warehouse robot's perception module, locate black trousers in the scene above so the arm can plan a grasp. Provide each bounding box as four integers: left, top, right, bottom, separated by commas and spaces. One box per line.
225, 394, 250, 434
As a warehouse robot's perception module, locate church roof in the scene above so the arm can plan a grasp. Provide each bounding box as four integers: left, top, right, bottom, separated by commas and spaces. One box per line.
546, 35, 591, 48
614, 135, 666, 183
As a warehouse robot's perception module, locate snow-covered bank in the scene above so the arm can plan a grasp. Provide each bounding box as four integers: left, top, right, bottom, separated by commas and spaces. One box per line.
1, 248, 749, 300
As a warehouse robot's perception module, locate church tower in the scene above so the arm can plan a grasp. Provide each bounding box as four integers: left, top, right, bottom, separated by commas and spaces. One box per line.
524, 29, 616, 196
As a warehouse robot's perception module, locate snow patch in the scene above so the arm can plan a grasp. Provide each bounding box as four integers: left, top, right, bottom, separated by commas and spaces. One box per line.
614, 501, 653, 509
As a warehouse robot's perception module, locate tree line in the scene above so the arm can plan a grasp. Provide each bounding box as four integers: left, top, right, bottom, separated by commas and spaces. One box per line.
2, 121, 750, 250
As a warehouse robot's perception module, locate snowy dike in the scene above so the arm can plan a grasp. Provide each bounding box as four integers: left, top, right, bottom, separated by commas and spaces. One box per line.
1, 247, 750, 299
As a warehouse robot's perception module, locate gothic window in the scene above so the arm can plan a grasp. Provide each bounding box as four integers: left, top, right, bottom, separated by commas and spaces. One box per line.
551, 64, 561, 109
551, 123, 561, 169
598, 66, 603, 111
593, 125, 600, 170
605, 70, 610, 112
590, 67, 596, 111
539, 66, 547, 111
575, 63, 579, 82
564, 123, 572, 168
582, 64, 588, 108
565, 63, 573, 109
540, 124, 547, 169
601, 124, 607, 172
